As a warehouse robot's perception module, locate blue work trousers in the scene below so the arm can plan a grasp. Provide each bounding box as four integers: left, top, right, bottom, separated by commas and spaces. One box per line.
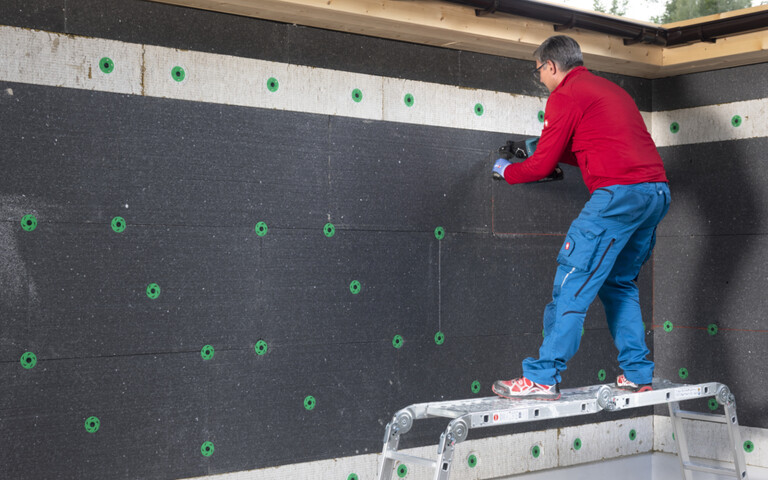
523, 182, 671, 386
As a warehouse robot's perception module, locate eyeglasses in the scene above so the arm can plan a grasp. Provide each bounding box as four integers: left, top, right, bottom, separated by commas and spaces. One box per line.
532, 62, 546, 78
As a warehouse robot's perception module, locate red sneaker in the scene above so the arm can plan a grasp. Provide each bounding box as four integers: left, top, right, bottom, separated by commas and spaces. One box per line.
616, 374, 653, 392
492, 377, 560, 400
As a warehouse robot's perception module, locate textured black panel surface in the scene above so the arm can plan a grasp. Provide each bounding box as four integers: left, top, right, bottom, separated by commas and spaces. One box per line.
328, 117, 502, 234
654, 235, 768, 332
0, 0, 651, 106
0, 81, 330, 229
657, 139, 768, 237
491, 163, 590, 235
10, 1, 768, 477
653, 327, 768, 428
2, 354, 209, 480
257, 229, 438, 345
0, 0, 65, 32
653, 62, 768, 111
2, 76, 660, 478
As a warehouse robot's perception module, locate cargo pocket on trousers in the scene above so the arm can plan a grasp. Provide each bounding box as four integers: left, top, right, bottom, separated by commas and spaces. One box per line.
557, 219, 606, 272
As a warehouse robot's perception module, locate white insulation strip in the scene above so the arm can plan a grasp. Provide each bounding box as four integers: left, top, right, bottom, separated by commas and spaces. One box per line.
0, 26, 766, 146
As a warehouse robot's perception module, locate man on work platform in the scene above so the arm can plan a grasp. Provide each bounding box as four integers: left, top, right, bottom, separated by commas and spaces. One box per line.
491, 35, 670, 400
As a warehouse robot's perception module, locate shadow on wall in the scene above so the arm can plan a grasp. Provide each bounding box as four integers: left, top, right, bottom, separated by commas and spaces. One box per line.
661, 138, 764, 408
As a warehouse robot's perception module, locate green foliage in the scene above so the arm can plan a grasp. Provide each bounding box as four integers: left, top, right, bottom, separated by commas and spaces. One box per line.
593, 0, 630, 16
652, 0, 753, 24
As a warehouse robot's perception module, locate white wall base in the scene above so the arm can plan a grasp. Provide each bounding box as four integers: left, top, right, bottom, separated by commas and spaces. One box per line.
180, 415, 767, 480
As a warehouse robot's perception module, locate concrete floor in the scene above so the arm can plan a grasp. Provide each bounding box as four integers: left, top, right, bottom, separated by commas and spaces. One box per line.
500, 453, 767, 480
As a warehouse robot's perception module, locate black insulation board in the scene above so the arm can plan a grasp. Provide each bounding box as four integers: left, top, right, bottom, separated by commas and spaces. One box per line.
0, 0, 652, 110
653, 234, 768, 428
653, 62, 768, 110
657, 139, 768, 237
0, 78, 655, 479
6, 0, 767, 477
651, 138, 768, 428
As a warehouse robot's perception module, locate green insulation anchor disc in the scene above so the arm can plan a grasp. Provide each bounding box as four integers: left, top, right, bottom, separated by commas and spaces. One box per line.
538, 110, 545, 122
731, 115, 742, 127
111, 216, 126, 233
201, 441, 214, 457
255, 221, 268, 237
708, 324, 718, 336
573, 438, 582, 450
392, 335, 404, 349
670, 122, 680, 134
474, 103, 484, 116
434, 226, 445, 240
267, 77, 279, 92
85, 416, 100, 433
468, 454, 478, 468
663, 321, 674, 332
709, 398, 719, 411
679, 367, 689, 379
744, 441, 755, 453
352, 88, 363, 103
171, 66, 186, 82
434, 331, 445, 345
255, 340, 268, 355
349, 280, 361, 295
99, 57, 114, 74
21, 214, 37, 231
598, 369, 607, 382
531, 445, 541, 458
304, 395, 316, 410
404, 93, 414, 107
323, 223, 335, 238
629, 429, 637, 441
397, 464, 408, 478
347, 475, 359, 480
20, 352, 37, 369
471, 380, 481, 394
146, 283, 161, 299
201, 345, 215, 360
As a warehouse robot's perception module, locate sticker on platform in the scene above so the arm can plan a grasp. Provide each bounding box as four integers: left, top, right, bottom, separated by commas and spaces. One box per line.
673, 386, 702, 400
495, 410, 529, 423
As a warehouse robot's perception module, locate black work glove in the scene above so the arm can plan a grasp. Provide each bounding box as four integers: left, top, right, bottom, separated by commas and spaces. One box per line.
497, 140, 531, 160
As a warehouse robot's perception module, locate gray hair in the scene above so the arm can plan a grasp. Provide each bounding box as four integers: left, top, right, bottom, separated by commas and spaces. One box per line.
533, 35, 584, 71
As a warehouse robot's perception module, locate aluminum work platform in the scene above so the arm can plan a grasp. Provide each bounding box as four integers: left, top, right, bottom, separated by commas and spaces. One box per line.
377, 380, 748, 480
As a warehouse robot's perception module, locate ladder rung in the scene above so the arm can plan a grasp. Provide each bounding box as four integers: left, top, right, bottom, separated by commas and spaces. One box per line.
384, 451, 437, 469
675, 409, 727, 423
683, 460, 738, 477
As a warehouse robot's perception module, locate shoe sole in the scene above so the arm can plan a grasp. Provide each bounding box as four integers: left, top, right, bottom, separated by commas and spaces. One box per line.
492, 384, 561, 401
615, 384, 653, 393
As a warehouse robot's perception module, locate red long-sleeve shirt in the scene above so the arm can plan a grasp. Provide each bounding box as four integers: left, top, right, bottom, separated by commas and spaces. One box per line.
503, 67, 667, 193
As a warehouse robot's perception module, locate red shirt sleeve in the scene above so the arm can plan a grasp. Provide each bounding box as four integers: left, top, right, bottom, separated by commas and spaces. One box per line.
503, 92, 580, 184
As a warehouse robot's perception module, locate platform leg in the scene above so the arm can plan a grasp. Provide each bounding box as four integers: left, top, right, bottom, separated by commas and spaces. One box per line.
378, 421, 400, 480
668, 401, 694, 480
433, 431, 456, 480
724, 399, 749, 479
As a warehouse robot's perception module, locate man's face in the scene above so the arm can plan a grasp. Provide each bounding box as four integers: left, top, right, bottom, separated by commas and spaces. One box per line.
535, 60, 558, 93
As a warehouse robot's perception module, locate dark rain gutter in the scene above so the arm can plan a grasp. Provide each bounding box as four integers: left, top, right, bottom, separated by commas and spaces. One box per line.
444, 0, 768, 47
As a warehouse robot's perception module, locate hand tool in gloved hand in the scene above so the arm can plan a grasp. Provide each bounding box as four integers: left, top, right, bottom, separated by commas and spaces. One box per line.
492, 136, 564, 183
